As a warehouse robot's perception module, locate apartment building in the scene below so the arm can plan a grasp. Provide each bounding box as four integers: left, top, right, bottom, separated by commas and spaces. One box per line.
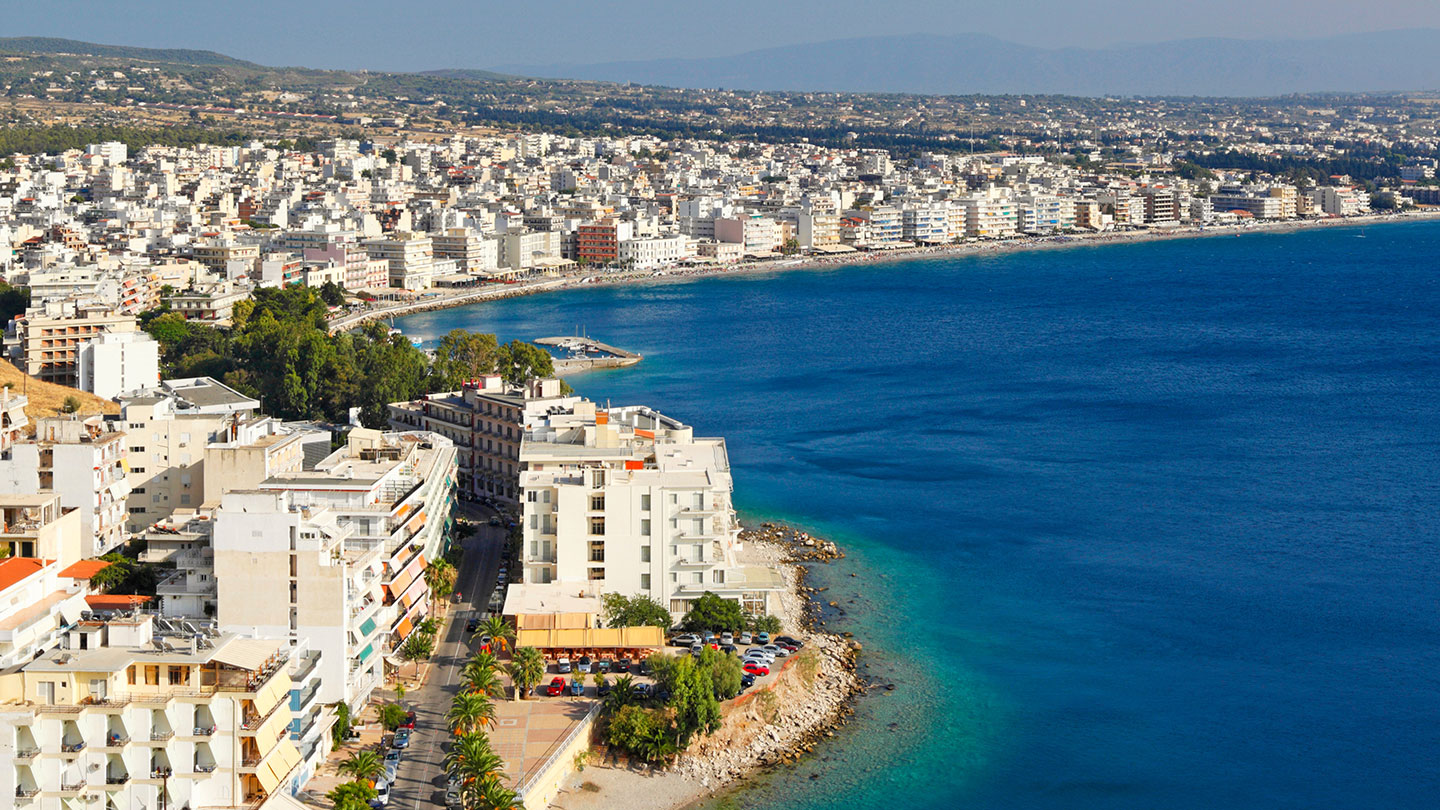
1311, 186, 1371, 216
0, 418, 129, 556
1, 389, 29, 458
224, 430, 456, 708
0, 613, 306, 810
388, 376, 580, 505
0, 494, 84, 569
5, 302, 139, 387
498, 230, 562, 271
76, 331, 160, 400
166, 283, 251, 323
431, 228, 498, 274
957, 190, 1019, 239
901, 204, 950, 244
516, 402, 782, 618
0, 503, 88, 670
193, 238, 260, 275
364, 231, 435, 291
1209, 189, 1289, 219
576, 219, 633, 265
619, 234, 689, 270
118, 377, 260, 532
714, 214, 782, 255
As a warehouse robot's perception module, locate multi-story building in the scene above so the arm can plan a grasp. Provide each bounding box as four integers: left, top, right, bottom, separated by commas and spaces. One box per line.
957, 190, 1019, 239
1311, 186, 1371, 216
432, 228, 498, 274
192, 238, 260, 276
1, 389, 29, 458
5, 302, 139, 387
901, 204, 951, 244
76, 331, 160, 400
0, 612, 306, 810
516, 401, 782, 618
576, 220, 633, 265
0, 417, 129, 555
215, 430, 456, 709
618, 234, 689, 270
1209, 189, 1288, 219
714, 214, 782, 255
0, 493, 84, 566
364, 231, 434, 290
388, 376, 580, 504
497, 230, 562, 272
118, 377, 260, 532
166, 283, 251, 323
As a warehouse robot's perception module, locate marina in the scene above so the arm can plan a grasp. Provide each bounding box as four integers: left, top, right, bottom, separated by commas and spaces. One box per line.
533, 336, 643, 374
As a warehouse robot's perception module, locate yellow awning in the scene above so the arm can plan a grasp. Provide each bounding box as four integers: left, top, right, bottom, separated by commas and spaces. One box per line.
256, 757, 283, 794
516, 625, 665, 650
254, 706, 290, 751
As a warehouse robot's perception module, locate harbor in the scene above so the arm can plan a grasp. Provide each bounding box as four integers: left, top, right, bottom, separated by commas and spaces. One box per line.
534, 336, 643, 374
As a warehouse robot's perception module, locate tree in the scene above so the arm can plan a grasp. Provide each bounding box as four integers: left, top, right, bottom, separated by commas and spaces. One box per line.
475, 616, 514, 652
507, 647, 546, 700
430, 330, 500, 390
680, 592, 745, 634
400, 632, 434, 677
328, 781, 378, 810
465, 651, 501, 678
604, 704, 673, 764
666, 654, 722, 744
447, 692, 497, 735
601, 674, 636, 716
378, 702, 409, 731
473, 773, 524, 810
337, 749, 384, 784
460, 663, 506, 701
601, 593, 672, 629
494, 340, 555, 386
697, 647, 743, 700
318, 281, 346, 307
88, 554, 134, 593
330, 701, 352, 750
748, 614, 782, 635
444, 732, 504, 792
424, 558, 458, 610
0, 282, 30, 325
60, 395, 82, 414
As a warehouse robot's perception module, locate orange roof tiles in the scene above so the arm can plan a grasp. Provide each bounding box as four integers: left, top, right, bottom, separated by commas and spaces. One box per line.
85, 594, 154, 609
0, 558, 50, 591
58, 560, 112, 580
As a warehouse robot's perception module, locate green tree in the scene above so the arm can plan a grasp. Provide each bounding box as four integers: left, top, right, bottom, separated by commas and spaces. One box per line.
330, 701, 352, 750
318, 281, 347, 307
400, 632, 435, 676
680, 592, 745, 634
328, 781, 378, 810
601, 674, 635, 716
378, 702, 409, 731
430, 329, 500, 390
494, 339, 555, 386
444, 732, 505, 796
748, 614, 782, 635
0, 282, 30, 325
507, 647, 546, 700
460, 663, 506, 701
475, 616, 514, 652
88, 554, 134, 593
601, 593, 672, 629
60, 396, 82, 414
604, 704, 673, 763
447, 692, 497, 735
337, 749, 384, 783
697, 647, 743, 700
424, 558, 458, 610
667, 655, 722, 744
473, 773, 525, 810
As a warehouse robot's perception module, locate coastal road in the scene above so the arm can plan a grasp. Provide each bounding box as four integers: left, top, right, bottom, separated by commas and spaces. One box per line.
389, 514, 508, 809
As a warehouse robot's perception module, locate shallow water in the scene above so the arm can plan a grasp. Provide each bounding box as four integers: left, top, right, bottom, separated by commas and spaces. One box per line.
399, 221, 1440, 809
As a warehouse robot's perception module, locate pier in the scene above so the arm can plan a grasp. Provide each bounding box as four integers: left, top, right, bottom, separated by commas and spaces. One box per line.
534, 336, 643, 373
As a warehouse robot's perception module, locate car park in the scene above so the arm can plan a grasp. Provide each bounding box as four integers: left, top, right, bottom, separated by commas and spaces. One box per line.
720, 644, 737, 655
738, 631, 753, 645
613, 657, 630, 673
546, 677, 566, 696
743, 662, 771, 676
672, 633, 698, 647
720, 632, 734, 645
384, 748, 401, 768
556, 657, 572, 674
637, 659, 652, 676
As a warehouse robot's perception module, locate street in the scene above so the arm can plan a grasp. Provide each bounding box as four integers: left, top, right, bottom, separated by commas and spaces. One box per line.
389, 514, 510, 809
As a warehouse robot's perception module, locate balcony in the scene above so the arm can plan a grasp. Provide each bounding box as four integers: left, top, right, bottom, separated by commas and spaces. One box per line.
59, 776, 88, 793
60, 741, 86, 753
105, 774, 131, 787
150, 730, 175, 742
13, 746, 39, 759
15, 787, 39, 799
103, 733, 130, 748
191, 724, 216, 737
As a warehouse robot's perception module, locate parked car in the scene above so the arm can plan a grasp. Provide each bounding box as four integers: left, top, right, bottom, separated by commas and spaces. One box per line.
597, 681, 613, 697
371, 780, 391, 807
690, 643, 703, 656
401, 711, 417, 730
720, 632, 734, 645
445, 781, 461, 807
775, 636, 803, 648
568, 679, 585, 696
465, 617, 479, 632
488, 516, 501, 526
653, 685, 671, 701
595, 659, 611, 673
743, 662, 770, 676
392, 729, 411, 749
740, 673, 757, 689
738, 631, 753, 645
701, 631, 716, 644
476, 635, 493, 653
756, 632, 771, 645
632, 683, 651, 699
637, 658, 652, 676
720, 644, 737, 655
545, 677, 566, 697
613, 657, 631, 673
556, 657, 572, 674
671, 633, 699, 647
384, 749, 401, 768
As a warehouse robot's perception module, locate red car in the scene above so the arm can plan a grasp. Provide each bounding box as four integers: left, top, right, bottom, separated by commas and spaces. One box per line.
400, 711, 417, 729
545, 677, 566, 696
742, 662, 770, 676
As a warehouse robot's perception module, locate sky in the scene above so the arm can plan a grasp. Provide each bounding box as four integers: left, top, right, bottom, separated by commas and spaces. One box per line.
3, 0, 1437, 72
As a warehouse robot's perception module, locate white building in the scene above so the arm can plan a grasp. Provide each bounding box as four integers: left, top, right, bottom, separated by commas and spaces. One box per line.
77, 331, 161, 400
0, 418, 130, 555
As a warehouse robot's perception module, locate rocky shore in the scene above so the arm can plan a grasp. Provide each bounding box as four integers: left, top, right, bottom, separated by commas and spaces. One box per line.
668, 525, 863, 789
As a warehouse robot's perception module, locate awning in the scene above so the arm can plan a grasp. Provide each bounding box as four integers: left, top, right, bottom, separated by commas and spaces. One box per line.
58, 598, 85, 626
516, 625, 665, 650
255, 757, 284, 794
393, 617, 413, 642
213, 638, 283, 672
357, 643, 375, 664
359, 617, 377, 638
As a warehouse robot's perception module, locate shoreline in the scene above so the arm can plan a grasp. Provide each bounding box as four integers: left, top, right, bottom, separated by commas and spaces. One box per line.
549, 524, 863, 810
349, 210, 1440, 337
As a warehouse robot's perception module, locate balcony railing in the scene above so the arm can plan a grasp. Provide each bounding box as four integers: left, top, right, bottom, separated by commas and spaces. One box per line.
150, 767, 173, 779
192, 725, 216, 737
150, 730, 174, 741
16, 787, 39, 799
14, 746, 39, 759
193, 763, 217, 774
106, 774, 131, 786
61, 741, 86, 753
60, 777, 88, 791
104, 733, 130, 747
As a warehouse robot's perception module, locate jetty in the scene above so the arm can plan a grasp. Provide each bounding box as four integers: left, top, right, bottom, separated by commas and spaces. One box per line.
534, 336, 642, 374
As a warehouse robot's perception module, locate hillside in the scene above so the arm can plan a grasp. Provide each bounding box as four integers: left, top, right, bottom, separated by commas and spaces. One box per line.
0, 36, 255, 67
496, 29, 1440, 96
0, 362, 119, 424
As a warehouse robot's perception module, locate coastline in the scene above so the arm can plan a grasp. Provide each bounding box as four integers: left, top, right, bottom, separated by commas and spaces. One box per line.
549, 526, 863, 810
349, 210, 1440, 336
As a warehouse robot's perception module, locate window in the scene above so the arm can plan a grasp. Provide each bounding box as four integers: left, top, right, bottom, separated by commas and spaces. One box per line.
641, 519, 651, 536
589, 544, 605, 563
692, 572, 704, 584
640, 494, 651, 511
526, 490, 537, 503
589, 517, 605, 536
640, 574, 651, 590
640, 546, 650, 562
713, 570, 725, 584
590, 495, 605, 512
588, 568, 604, 580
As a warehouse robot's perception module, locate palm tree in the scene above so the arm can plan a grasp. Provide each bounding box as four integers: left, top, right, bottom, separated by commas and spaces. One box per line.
337, 749, 384, 784
444, 732, 504, 793
460, 664, 505, 701
507, 647, 545, 700
472, 773, 524, 810
602, 674, 635, 715
447, 692, 497, 735
474, 616, 514, 653
424, 558, 457, 612
466, 650, 501, 676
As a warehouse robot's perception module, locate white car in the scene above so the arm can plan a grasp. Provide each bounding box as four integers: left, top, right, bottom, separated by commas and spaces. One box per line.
372, 780, 391, 807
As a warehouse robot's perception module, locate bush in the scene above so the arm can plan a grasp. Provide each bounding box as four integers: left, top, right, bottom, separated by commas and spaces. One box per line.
601, 593, 672, 628
680, 592, 744, 634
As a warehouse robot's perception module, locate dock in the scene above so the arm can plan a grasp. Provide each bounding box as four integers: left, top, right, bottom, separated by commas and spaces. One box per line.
534, 336, 642, 374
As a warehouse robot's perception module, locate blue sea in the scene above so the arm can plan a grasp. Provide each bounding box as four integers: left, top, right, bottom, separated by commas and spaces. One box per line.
399, 222, 1440, 809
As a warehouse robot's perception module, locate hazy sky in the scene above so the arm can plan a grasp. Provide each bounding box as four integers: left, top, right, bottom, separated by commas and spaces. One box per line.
5, 0, 1437, 71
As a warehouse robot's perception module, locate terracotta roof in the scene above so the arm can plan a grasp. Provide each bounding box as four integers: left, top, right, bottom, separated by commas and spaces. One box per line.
58, 560, 112, 580
0, 557, 50, 591
85, 594, 154, 610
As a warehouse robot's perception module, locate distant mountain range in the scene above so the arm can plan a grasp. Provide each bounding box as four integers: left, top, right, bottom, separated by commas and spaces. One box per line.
0, 36, 257, 68
494, 30, 1440, 96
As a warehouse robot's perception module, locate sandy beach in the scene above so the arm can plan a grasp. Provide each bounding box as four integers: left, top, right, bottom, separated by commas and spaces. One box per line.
334, 210, 1440, 334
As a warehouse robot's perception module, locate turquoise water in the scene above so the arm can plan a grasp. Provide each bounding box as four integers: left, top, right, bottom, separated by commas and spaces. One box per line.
399, 222, 1440, 809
